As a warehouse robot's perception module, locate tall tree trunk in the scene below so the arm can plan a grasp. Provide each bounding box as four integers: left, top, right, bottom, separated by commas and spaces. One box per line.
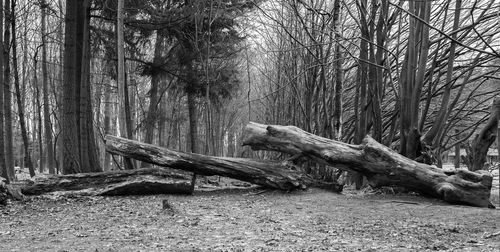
78, 0, 101, 173
143, 31, 164, 149
12, 0, 34, 177
332, 0, 342, 141
398, 0, 431, 160
422, 0, 462, 148
187, 91, 199, 154
103, 83, 112, 171
40, 0, 54, 174
35, 54, 43, 173
187, 87, 198, 190
352, 0, 369, 189
57, 0, 64, 174
61, 0, 101, 174
116, 0, 134, 170
0, 0, 7, 183
157, 91, 167, 147
3, 0, 14, 180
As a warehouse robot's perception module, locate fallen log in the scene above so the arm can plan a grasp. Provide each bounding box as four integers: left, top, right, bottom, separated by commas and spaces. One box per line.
21, 168, 193, 196
105, 135, 342, 192
242, 122, 493, 208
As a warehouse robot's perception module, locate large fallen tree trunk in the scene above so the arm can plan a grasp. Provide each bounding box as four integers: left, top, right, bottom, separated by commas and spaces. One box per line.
105, 135, 342, 192
21, 168, 193, 196
242, 122, 493, 208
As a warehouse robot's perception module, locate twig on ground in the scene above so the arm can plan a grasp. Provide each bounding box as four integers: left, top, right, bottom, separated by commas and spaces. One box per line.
483, 230, 500, 239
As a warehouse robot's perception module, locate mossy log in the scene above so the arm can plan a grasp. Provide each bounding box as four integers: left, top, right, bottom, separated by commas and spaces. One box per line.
242, 122, 493, 208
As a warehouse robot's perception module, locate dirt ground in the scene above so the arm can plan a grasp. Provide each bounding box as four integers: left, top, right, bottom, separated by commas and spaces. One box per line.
1, 185, 499, 251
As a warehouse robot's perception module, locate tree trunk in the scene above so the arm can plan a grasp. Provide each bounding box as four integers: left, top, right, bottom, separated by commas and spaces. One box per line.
242, 122, 493, 208
187, 87, 199, 189
332, 0, 342, 141
0, 0, 8, 183
61, 0, 101, 174
422, 0, 462, 148
35, 59, 44, 173
20, 168, 193, 196
116, 0, 134, 170
105, 135, 343, 192
40, 0, 55, 174
454, 129, 460, 169
142, 31, 164, 158
11, 0, 34, 177
3, 0, 14, 180
103, 83, 112, 171
463, 97, 500, 171
78, 0, 101, 173
351, 0, 371, 189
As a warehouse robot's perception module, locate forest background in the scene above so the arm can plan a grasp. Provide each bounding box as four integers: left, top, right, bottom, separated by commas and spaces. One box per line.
0, 0, 498, 186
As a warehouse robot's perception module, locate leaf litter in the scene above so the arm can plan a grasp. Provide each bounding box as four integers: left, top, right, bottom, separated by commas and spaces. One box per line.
0, 186, 499, 251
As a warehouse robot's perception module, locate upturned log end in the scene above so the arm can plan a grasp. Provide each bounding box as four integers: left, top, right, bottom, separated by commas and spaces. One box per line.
436, 182, 492, 208
434, 169, 493, 207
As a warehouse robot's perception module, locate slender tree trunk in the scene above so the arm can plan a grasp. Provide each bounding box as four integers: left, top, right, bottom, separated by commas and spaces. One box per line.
158, 91, 167, 147
103, 83, 112, 170
40, 0, 54, 174
3, 0, 14, 180
57, 0, 64, 174
352, 0, 369, 189
187, 89, 198, 190
497, 119, 499, 201
0, 0, 7, 183
12, 0, 34, 177
187, 91, 199, 154
422, 0, 462, 148
332, 0, 342, 141
116, 0, 134, 170
143, 31, 164, 148
454, 129, 460, 169
34, 58, 43, 173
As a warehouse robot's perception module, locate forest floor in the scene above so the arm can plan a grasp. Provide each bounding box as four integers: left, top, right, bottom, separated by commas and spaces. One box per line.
0, 165, 499, 251
1, 174, 499, 252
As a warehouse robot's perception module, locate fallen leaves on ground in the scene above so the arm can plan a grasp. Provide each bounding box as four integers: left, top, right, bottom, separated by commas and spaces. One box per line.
1, 187, 499, 251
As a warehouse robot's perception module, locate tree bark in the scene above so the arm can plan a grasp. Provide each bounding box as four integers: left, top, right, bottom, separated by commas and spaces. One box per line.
40, 0, 55, 174
11, 0, 34, 177
61, 0, 101, 174
422, 0, 462, 149
20, 168, 193, 196
103, 83, 112, 170
142, 30, 164, 158
242, 122, 493, 208
463, 97, 500, 171
0, 0, 8, 183
3, 0, 14, 180
116, 0, 134, 170
105, 135, 343, 192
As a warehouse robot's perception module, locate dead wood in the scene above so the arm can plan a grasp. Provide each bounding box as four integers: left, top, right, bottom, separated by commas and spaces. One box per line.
105, 135, 342, 192
20, 168, 193, 196
242, 122, 493, 208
